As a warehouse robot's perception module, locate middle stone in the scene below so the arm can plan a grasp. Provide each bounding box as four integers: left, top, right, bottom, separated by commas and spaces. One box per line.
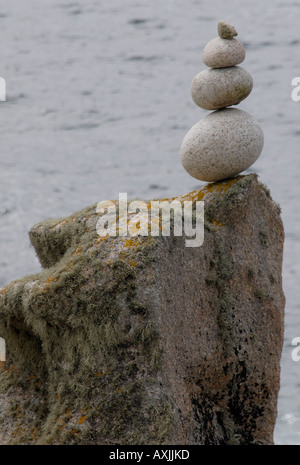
191, 66, 253, 110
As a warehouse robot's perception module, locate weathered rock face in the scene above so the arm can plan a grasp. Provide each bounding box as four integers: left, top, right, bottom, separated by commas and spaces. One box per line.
0, 174, 285, 445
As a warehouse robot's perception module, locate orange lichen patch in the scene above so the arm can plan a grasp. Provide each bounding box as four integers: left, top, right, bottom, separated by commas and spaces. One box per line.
78, 415, 87, 424
11, 426, 25, 438
65, 409, 72, 418
44, 274, 60, 286
97, 234, 109, 244
210, 218, 225, 229
52, 219, 68, 231
25, 275, 59, 294
58, 421, 65, 432
200, 177, 240, 196
174, 176, 243, 203
117, 387, 123, 393
96, 369, 109, 376
119, 250, 126, 260
124, 237, 140, 248
2, 364, 16, 374
73, 246, 82, 255
178, 189, 206, 203
119, 250, 139, 264
118, 236, 150, 262
154, 189, 204, 203
12, 405, 23, 419
123, 236, 150, 250
30, 426, 39, 439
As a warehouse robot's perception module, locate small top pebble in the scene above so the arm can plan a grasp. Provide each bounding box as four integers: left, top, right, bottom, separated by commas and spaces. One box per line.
218, 20, 237, 39
202, 21, 245, 68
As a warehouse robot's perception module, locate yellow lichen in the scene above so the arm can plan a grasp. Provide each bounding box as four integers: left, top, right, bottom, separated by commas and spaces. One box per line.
210, 218, 225, 230
97, 235, 109, 244
73, 246, 82, 255
78, 415, 87, 424
124, 237, 141, 249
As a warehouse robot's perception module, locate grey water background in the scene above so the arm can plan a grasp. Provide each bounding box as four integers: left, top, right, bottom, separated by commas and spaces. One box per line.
0, 0, 299, 444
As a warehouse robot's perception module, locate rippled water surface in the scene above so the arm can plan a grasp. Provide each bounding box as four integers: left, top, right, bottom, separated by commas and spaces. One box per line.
0, 0, 300, 444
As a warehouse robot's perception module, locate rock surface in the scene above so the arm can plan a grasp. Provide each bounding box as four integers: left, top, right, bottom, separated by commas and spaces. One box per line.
180, 108, 264, 182
0, 175, 285, 445
191, 66, 253, 110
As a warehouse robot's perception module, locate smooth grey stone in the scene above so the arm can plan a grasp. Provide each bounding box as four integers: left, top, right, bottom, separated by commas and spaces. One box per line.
191, 66, 253, 110
202, 37, 245, 68
180, 108, 264, 182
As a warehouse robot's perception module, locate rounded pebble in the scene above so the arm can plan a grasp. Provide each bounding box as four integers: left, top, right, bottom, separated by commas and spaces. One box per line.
180, 108, 264, 182
191, 66, 253, 110
202, 37, 245, 68
218, 20, 237, 39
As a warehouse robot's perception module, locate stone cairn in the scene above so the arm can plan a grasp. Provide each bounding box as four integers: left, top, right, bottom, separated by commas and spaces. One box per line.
180, 21, 264, 182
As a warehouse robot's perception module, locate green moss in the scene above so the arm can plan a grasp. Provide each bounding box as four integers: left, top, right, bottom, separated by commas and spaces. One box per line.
207, 240, 235, 358
0, 211, 173, 444
254, 288, 267, 301
259, 231, 269, 248
28, 203, 98, 269
147, 400, 176, 444
205, 273, 217, 285
269, 273, 276, 284
260, 182, 271, 199
260, 181, 282, 214
247, 269, 254, 279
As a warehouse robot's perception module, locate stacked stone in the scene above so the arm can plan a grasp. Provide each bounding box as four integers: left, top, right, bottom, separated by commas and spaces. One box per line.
180, 21, 264, 183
